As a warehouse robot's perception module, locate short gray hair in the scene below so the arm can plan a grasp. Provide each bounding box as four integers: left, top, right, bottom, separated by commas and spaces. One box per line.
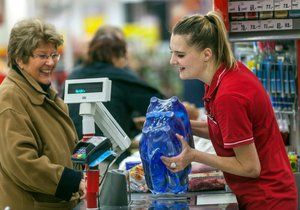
7, 18, 63, 70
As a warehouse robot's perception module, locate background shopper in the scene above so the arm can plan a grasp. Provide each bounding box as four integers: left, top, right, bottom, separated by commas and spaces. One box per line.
67, 25, 164, 154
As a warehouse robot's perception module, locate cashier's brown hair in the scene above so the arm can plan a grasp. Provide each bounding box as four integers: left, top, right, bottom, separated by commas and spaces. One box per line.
172, 11, 236, 69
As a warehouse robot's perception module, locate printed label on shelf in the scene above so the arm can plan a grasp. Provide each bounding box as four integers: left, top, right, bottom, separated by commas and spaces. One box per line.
292, 0, 300, 9
260, 0, 275, 11
230, 19, 293, 32
274, 0, 292, 10
228, 1, 239, 13
230, 21, 262, 32
228, 2, 240, 13
265, 19, 276, 30
230, 21, 246, 32
261, 20, 272, 30
247, 20, 262, 31
228, 1, 257, 12
229, 0, 274, 12
274, 19, 293, 29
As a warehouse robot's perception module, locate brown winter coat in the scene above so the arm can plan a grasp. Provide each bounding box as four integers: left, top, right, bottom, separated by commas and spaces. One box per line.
0, 69, 81, 210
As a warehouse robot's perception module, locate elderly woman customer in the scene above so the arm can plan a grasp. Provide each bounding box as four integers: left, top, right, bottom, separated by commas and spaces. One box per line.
0, 19, 85, 210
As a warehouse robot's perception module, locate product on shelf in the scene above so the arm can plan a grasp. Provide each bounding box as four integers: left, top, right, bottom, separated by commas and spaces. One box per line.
259, 11, 274, 19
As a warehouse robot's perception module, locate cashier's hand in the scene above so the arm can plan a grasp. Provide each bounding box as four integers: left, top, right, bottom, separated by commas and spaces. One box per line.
79, 179, 86, 199
161, 134, 194, 173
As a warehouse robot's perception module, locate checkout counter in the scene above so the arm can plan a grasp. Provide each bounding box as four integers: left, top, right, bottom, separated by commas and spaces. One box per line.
64, 78, 238, 210
74, 191, 238, 210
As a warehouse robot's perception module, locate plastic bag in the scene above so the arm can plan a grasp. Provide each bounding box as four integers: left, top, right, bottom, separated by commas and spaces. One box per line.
128, 163, 149, 192
139, 96, 193, 194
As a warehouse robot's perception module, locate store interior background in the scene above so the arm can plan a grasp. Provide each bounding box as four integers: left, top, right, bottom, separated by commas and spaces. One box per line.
0, 0, 299, 156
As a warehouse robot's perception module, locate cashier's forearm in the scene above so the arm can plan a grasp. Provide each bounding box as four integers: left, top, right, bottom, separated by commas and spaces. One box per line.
190, 148, 260, 178
190, 120, 210, 139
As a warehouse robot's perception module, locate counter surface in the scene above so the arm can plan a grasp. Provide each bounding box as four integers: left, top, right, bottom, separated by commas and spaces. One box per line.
74, 191, 238, 210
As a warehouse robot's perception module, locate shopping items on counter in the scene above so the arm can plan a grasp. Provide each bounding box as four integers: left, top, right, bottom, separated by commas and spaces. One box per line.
189, 171, 226, 192
128, 163, 149, 193
126, 161, 142, 170
139, 96, 194, 194
189, 161, 226, 192
127, 162, 226, 193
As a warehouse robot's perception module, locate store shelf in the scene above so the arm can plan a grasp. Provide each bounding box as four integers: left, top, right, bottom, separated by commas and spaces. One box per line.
230, 18, 300, 32
228, 0, 300, 12
229, 29, 300, 42
274, 110, 296, 115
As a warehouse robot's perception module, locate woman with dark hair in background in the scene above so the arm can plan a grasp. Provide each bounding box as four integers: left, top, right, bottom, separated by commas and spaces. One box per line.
67, 25, 164, 162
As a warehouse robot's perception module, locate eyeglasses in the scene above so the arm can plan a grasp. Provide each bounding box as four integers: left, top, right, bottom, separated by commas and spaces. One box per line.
32, 53, 60, 62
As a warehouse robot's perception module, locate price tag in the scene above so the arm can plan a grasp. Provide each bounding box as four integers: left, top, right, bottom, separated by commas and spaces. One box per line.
292, 0, 300, 9
274, 19, 293, 30
248, 1, 258, 11
274, 0, 292, 10
261, 20, 270, 31
260, 0, 274, 11
230, 22, 240, 32
228, 1, 245, 12
230, 21, 248, 32
267, 19, 276, 30
231, 20, 263, 32
239, 1, 249, 12
240, 22, 248, 32
228, 2, 239, 13
229, 1, 259, 12
246, 20, 261, 31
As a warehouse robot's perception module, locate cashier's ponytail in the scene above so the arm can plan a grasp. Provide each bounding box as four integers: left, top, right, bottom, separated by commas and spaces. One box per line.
172, 11, 236, 69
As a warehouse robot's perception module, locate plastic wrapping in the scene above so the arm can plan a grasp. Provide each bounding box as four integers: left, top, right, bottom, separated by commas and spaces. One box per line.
150, 200, 189, 209
139, 96, 193, 194
128, 164, 148, 193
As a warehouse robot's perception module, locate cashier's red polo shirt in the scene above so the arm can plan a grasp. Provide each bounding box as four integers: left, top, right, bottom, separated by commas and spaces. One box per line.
204, 62, 297, 209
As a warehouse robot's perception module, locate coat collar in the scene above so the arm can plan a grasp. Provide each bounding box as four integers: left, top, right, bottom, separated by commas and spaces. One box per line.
7, 69, 57, 105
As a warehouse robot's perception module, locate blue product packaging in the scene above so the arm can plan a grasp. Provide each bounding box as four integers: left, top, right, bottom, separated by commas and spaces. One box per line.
125, 161, 141, 170
150, 200, 189, 209
139, 96, 194, 194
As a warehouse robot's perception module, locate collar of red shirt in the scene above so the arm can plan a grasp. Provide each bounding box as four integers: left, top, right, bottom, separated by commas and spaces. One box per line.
203, 63, 228, 103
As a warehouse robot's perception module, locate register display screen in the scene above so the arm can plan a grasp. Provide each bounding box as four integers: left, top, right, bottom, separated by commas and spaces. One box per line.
68, 82, 103, 94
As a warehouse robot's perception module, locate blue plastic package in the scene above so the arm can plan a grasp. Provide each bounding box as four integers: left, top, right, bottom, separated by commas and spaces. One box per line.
139, 96, 193, 194
150, 200, 189, 210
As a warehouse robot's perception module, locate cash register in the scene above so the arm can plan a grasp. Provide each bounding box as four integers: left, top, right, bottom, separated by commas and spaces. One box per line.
64, 78, 131, 209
